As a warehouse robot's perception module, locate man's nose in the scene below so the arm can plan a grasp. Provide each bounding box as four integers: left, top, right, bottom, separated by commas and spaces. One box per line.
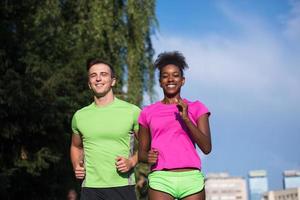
96, 74, 102, 81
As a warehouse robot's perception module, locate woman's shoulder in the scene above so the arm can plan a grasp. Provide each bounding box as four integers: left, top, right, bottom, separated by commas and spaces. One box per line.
141, 101, 162, 112
185, 98, 210, 117
185, 99, 210, 114
185, 99, 206, 107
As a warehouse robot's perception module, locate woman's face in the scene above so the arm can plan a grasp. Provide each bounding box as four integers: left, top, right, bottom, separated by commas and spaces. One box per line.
159, 64, 185, 96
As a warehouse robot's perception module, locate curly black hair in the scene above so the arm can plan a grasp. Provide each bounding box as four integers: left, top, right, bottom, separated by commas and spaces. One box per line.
154, 51, 189, 76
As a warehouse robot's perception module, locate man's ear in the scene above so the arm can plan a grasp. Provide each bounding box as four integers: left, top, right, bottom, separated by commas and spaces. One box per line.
111, 77, 116, 86
88, 82, 92, 89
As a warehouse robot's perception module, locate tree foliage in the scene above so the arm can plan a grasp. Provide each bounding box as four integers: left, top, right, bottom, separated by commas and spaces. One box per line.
0, 0, 156, 198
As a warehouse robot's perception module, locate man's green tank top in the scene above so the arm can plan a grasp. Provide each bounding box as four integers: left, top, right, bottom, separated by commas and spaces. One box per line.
71, 98, 140, 187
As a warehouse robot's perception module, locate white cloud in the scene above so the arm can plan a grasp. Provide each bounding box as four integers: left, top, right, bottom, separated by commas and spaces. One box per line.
283, 0, 300, 42
152, 3, 300, 112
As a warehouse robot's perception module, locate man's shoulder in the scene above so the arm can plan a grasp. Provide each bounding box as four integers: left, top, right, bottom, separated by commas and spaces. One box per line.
73, 103, 94, 116
115, 98, 140, 111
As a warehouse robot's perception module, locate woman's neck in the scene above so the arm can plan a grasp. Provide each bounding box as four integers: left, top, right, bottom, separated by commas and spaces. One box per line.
161, 96, 182, 104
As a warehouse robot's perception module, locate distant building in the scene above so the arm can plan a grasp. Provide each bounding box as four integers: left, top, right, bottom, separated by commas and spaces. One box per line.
248, 170, 268, 200
283, 170, 300, 189
262, 187, 300, 200
205, 172, 248, 200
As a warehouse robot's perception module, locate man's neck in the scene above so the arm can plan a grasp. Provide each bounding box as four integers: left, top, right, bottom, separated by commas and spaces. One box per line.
94, 92, 115, 107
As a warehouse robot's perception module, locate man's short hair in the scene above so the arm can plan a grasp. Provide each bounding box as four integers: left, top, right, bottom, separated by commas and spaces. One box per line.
86, 58, 116, 78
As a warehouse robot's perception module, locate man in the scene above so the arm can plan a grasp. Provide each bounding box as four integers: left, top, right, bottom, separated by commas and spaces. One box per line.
70, 58, 140, 200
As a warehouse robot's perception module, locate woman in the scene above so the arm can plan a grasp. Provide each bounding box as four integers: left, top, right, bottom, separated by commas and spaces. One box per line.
138, 51, 212, 200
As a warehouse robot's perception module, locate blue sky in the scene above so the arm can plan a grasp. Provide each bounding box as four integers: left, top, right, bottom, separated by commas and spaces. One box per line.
151, 0, 300, 190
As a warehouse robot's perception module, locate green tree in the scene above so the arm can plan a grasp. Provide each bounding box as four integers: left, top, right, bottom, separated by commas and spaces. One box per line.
0, 0, 156, 199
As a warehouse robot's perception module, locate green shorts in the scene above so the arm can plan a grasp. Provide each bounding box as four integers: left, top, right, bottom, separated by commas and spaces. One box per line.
148, 170, 205, 199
